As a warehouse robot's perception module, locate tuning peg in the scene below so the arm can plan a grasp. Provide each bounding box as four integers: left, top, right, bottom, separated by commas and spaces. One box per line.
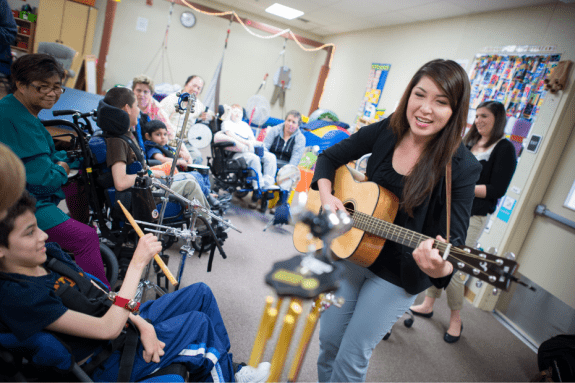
492, 288, 498, 295
487, 247, 498, 255
504, 252, 516, 261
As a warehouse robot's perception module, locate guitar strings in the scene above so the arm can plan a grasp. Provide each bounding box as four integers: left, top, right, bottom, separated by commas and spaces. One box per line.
346, 209, 501, 282
346, 208, 500, 264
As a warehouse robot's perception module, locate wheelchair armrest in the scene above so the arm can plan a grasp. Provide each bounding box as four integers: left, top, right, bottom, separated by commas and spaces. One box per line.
213, 141, 236, 149
148, 159, 163, 167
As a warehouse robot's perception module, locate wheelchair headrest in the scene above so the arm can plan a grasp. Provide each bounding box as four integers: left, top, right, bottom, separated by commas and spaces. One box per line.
97, 99, 130, 136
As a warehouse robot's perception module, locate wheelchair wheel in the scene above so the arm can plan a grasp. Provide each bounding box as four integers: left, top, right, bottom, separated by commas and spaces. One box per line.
234, 190, 249, 199
161, 235, 177, 251
99, 243, 119, 288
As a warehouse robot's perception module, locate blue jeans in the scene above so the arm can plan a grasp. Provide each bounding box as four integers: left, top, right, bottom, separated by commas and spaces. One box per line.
92, 283, 235, 382
317, 261, 417, 382
189, 170, 211, 196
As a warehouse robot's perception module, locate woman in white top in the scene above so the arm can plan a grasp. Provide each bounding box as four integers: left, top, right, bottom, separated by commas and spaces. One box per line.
159, 75, 213, 164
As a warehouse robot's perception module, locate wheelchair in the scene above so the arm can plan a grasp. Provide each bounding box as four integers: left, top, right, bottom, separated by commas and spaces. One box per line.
43, 108, 229, 291
0, 273, 188, 382
206, 111, 281, 213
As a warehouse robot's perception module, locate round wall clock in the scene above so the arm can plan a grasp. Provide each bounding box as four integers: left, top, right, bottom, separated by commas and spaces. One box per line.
180, 11, 196, 28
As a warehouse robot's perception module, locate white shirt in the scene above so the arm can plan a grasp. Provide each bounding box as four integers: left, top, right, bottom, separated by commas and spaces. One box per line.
221, 119, 256, 142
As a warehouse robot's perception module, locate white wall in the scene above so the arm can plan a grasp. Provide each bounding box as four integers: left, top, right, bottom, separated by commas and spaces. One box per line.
319, 2, 575, 124
95, 0, 325, 119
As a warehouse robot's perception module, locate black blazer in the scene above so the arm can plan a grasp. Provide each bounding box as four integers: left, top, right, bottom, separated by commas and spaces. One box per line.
311, 117, 481, 295
469, 139, 517, 216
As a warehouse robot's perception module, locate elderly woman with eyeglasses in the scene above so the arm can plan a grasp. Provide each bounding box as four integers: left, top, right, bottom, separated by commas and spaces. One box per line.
0, 54, 110, 287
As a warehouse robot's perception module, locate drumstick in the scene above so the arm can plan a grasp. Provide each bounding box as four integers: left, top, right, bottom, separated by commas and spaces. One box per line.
117, 201, 178, 286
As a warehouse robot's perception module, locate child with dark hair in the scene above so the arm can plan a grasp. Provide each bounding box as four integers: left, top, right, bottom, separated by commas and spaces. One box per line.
0, 192, 270, 382
143, 119, 195, 167
99, 87, 211, 210
142, 120, 221, 207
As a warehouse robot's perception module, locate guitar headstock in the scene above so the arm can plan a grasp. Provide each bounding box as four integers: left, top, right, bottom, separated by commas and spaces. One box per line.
447, 246, 518, 291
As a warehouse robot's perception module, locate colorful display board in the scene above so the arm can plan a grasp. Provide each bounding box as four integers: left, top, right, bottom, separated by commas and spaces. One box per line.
469, 54, 561, 121
356, 63, 391, 123
468, 53, 561, 157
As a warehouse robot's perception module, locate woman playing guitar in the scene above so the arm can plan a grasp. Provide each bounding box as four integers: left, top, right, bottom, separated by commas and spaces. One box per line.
312, 59, 482, 382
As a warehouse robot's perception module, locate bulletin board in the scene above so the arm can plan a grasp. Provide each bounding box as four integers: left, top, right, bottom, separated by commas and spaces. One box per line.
356, 63, 391, 124
468, 53, 561, 121
467, 52, 561, 158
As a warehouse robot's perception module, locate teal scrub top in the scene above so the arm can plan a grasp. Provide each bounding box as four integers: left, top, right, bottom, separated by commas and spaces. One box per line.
0, 94, 70, 230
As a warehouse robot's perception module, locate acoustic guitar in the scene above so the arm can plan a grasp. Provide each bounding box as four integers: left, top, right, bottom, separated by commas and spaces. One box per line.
293, 165, 519, 291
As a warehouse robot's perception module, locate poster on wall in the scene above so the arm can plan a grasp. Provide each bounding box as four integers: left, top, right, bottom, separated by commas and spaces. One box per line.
356, 63, 391, 124
467, 53, 561, 156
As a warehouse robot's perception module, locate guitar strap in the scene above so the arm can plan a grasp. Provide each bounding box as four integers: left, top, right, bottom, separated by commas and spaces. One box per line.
446, 160, 452, 243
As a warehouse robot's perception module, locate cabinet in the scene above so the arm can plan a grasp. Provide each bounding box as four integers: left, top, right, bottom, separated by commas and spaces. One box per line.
34, 0, 97, 87
11, 17, 36, 54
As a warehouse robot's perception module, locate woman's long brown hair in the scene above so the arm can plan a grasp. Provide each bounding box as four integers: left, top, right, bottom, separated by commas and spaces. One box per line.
463, 100, 507, 149
390, 59, 470, 216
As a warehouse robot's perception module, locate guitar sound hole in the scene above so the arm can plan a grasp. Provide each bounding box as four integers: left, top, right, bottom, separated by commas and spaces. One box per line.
343, 202, 355, 216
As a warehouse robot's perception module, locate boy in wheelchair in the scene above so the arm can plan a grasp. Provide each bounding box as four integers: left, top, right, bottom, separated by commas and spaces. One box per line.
98, 87, 211, 214
142, 119, 225, 209
0, 192, 270, 382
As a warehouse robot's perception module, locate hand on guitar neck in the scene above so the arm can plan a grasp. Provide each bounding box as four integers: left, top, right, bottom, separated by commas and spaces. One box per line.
413, 236, 454, 279
296, 166, 519, 291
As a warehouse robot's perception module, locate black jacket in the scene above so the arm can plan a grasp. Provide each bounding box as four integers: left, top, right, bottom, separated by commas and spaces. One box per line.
469, 139, 517, 216
311, 117, 481, 295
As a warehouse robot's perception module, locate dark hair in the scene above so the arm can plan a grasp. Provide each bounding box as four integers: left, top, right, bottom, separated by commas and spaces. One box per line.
463, 101, 507, 149
286, 110, 302, 126
143, 119, 167, 138
0, 192, 36, 248
184, 75, 204, 91
10, 53, 66, 93
390, 59, 470, 216
104, 87, 136, 110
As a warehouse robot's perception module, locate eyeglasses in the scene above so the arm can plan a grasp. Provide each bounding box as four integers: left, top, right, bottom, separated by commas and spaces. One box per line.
30, 84, 66, 94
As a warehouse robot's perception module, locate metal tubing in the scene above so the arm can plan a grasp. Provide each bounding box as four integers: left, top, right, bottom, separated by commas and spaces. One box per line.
268, 300, 303, 382
535, 204, 575, 230
287, 296, 323, 382
249, 297, 277, 368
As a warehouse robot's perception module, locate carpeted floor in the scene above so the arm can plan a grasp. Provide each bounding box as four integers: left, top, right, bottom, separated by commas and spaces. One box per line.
157, 195, 539, 382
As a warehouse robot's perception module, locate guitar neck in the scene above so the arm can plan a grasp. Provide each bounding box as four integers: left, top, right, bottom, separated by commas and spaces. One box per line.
351, 210, 443, 252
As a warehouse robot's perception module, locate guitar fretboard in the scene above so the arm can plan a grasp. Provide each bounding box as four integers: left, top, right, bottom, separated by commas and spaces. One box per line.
350, 209, 447, 252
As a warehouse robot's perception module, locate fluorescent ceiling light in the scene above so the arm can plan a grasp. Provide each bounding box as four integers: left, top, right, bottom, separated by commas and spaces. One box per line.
265, 3, 304, 20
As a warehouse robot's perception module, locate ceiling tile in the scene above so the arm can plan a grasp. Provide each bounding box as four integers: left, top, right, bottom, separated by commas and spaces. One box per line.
394, 1, 471, 21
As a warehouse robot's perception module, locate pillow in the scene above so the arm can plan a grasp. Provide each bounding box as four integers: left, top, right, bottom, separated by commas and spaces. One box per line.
213, 131, 248, 153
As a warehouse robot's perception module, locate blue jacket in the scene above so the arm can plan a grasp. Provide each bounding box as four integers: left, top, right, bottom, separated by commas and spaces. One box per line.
0, 0, 17, 76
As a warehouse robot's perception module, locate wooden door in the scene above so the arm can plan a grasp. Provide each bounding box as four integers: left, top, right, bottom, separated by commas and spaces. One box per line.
33, 0, 66, 52
60, 1, 90, 81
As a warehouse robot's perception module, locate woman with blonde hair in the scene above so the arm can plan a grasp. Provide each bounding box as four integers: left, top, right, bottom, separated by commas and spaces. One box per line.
0, 143, 25, 219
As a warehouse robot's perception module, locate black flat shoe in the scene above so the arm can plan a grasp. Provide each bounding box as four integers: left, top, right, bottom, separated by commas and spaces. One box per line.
444, 323, 463, 343
409, 308, 433, 318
